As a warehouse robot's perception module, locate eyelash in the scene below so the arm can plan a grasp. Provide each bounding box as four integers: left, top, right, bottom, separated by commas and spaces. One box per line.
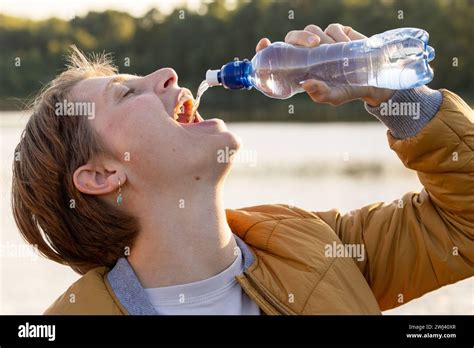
123, 88, 135, 98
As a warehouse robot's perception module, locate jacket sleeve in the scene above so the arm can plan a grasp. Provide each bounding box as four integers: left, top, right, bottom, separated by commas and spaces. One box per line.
314, 89, 474, 311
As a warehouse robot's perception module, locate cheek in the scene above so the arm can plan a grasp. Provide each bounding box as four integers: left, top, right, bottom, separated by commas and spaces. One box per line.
94, 96, 202, 177
124, 95, 165, 124
119, 118, 186, 172
94, 97, 171, 158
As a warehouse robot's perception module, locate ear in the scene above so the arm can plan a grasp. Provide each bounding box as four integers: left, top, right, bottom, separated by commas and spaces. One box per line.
73, 162, 125, 196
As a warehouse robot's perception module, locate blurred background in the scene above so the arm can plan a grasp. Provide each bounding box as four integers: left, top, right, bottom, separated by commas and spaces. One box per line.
0, 0, 473, 314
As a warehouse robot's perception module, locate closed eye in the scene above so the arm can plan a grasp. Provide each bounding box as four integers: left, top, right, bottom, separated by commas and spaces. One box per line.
122, 88, 135, 98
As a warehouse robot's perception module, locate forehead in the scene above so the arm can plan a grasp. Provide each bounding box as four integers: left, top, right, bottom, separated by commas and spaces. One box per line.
70, 76, 109, 103
70, 74, 136, 104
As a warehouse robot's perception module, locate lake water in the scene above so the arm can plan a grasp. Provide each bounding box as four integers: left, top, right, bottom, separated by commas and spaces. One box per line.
1, 111, 472, 314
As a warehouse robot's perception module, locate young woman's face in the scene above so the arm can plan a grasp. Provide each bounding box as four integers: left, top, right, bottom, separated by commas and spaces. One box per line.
71, 68, 241, 190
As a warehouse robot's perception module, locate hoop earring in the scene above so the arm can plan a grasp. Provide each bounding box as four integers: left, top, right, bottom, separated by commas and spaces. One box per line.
116, 179, 123, 206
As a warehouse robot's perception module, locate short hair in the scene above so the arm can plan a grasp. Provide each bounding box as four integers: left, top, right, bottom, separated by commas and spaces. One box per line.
11, 46, 138, 275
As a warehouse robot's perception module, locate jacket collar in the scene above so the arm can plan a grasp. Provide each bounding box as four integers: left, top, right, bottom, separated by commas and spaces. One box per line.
107, 235, 254, 315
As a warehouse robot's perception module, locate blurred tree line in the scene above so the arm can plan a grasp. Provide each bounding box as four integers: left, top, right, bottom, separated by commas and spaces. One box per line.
0, 0, 472, 121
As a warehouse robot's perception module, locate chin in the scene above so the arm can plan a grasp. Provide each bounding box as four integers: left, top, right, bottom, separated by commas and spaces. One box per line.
222, 129, 242, 152
203, 118, 242, 152
184, 117, 243, 178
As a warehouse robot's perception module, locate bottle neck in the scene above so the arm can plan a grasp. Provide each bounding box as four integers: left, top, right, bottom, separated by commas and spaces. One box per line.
220, 59, 253, 90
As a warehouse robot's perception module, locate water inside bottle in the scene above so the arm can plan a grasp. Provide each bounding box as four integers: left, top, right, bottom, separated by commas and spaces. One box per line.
249, 29, 434, 98
191, 80, 210, 116
253, 37, 433, 97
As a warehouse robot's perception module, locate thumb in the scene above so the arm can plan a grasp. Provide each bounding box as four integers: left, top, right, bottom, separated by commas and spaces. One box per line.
302, 80, 331, 103
302, 80, 354, 106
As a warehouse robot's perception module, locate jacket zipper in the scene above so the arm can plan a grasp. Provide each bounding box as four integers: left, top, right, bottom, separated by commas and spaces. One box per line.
240, 271, 295, 315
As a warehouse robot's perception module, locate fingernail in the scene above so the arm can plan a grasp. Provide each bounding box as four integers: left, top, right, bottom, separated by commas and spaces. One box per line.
307, 35, 318, 44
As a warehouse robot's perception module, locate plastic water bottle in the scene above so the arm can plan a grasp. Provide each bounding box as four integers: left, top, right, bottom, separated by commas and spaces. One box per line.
205, 28, 435, 99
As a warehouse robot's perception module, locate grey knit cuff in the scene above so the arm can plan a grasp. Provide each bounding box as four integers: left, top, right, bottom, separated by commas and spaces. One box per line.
364, 86, 443, 139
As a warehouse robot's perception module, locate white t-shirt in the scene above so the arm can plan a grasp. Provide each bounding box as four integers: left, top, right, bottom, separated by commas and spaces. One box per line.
144, 246, 261, 315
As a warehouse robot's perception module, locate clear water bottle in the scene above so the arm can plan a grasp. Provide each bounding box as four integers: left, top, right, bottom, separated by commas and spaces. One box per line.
205, 27, 435, 99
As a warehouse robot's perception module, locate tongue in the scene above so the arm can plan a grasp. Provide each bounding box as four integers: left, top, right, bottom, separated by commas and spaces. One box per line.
176, 111, 204, 124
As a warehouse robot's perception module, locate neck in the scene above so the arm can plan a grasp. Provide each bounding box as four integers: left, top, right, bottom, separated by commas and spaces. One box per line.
127, 180, 237, 288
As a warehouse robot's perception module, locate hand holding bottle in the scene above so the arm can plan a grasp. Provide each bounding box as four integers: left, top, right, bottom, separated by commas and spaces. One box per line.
255, 24, 395, 107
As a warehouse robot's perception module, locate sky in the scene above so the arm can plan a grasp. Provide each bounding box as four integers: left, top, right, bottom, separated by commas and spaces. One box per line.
0, 0, 220, 20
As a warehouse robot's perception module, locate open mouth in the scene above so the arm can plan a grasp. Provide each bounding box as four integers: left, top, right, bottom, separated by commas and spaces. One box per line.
172, 90, 204, 124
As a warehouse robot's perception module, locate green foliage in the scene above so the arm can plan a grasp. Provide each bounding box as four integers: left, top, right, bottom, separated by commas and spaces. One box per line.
0, 0, 472, 121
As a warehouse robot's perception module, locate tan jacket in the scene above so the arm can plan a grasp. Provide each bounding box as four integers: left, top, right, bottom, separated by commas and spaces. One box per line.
45, 90, 474, 315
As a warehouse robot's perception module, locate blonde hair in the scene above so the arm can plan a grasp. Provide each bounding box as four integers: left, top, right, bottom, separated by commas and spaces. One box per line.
11, 46, 139, 274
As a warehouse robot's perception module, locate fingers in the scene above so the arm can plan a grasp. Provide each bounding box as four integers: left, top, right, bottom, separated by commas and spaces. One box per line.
324, 23, 367, 41
324, 23, 351, 42
255, 38, 271, 52
284, 29, 320, 47
343, 26, 367, 40
304, 25, 335, 44
290, 24, 369, 106
282, 24, 367, 50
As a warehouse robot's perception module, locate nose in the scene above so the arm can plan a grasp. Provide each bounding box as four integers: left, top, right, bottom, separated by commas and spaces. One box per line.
149, 68, 178, 94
